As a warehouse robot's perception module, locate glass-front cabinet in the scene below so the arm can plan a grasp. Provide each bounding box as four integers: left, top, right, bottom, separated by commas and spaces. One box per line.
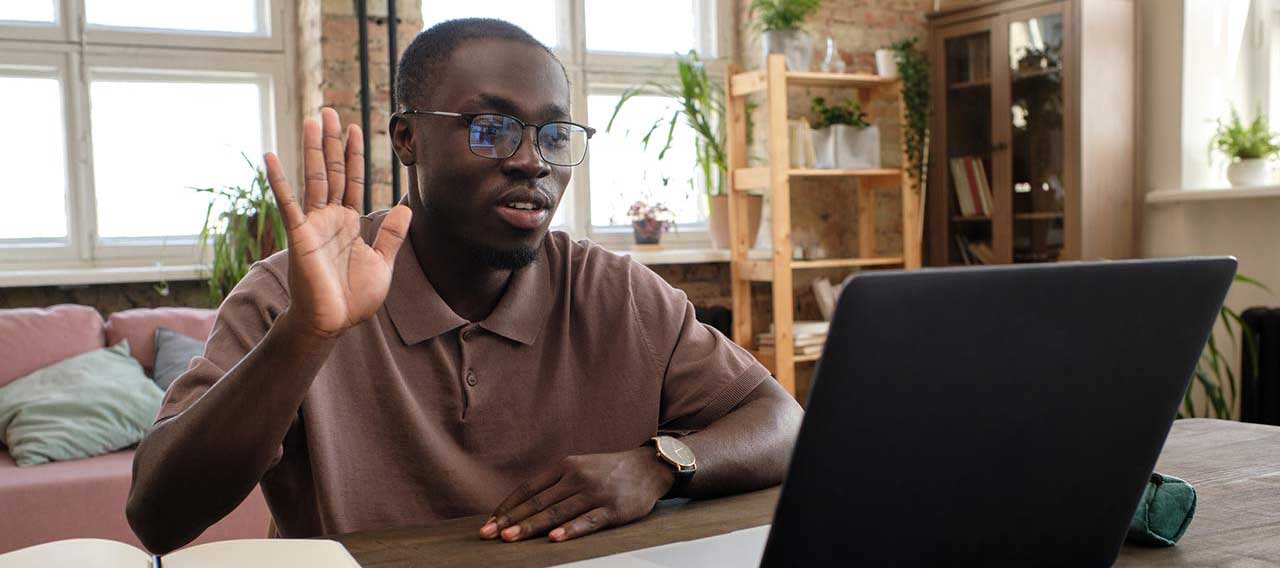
926, 0, 1129, 267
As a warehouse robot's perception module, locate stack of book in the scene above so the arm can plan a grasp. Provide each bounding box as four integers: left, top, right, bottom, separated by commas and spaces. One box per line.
756, 321, 830, 357
949, 156, 994, 217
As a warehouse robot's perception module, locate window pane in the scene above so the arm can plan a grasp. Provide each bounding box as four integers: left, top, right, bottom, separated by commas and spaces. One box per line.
0, 1, 55, 23
586, 0, 696, 54
91, 79, 265, 239
86, 0, 259, 34
0, 76, 67, 239
421, 1, 558, 48
588, 94, 705, 227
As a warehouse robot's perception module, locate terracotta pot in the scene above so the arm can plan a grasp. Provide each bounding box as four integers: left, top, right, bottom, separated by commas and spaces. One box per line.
632, 219, 667, 244
708, 193, 764, 249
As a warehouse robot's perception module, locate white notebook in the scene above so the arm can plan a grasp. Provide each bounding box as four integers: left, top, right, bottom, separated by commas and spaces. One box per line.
0, 538, 359, 568
552, 525, 770, 568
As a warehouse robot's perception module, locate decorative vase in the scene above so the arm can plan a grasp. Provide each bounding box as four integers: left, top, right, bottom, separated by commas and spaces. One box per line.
875, 48, 899, 78
812, 124, 881, 169
632, 219, 666, 244
761, 30, 814, 71
1226, 159, 1270, 187
708, 193, 764, 249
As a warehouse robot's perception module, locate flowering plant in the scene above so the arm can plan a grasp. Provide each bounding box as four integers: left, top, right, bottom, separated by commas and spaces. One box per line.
627, 200, 676, 244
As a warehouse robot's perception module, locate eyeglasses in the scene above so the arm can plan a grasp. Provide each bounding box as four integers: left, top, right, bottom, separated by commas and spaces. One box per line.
397, 110, 596, 167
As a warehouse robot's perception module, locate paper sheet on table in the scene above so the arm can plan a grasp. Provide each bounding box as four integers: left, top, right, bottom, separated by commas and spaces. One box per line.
551, 524, 770, 568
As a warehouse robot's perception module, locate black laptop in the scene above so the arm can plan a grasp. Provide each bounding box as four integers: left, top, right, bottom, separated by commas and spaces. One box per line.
760, 257, 1235, 567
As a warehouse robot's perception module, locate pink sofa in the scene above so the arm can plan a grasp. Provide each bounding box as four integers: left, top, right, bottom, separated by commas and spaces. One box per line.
0, 304, 270, 554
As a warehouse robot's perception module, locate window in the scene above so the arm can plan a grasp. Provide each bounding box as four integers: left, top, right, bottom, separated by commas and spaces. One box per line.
421, 0, 732, 247
0, 1, 295, 277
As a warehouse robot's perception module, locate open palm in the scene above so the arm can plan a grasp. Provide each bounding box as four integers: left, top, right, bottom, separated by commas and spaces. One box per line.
263, 108, 412, 338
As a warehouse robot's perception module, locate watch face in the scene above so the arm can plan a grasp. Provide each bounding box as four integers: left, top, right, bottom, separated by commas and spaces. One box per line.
657, 436, 696, 469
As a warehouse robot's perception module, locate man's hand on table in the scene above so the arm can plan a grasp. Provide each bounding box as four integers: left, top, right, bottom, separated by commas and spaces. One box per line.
479, 447, 674, 543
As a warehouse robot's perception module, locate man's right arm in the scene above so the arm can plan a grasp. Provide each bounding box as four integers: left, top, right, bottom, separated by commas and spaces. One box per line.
126, 308, 336, 554
125, 108, 412, 554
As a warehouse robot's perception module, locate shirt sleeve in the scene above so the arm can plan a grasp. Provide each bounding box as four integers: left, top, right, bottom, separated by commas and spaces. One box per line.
628, 260, 773, 432
155, 258, 291, 424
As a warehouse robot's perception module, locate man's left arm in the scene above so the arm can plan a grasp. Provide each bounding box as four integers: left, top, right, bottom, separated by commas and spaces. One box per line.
480, 378, 800, 543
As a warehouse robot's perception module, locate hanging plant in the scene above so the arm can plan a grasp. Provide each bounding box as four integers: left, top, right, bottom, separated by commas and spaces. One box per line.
891, 37, 931, 191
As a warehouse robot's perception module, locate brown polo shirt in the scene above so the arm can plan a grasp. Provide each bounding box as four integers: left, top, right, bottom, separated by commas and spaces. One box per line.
157, 210, 771, 538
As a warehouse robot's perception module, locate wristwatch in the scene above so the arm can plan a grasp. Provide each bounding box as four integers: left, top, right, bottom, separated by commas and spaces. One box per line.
647, 435, 697, 498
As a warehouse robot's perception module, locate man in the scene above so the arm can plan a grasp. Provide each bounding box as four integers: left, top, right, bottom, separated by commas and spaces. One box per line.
127, 18, 802, 554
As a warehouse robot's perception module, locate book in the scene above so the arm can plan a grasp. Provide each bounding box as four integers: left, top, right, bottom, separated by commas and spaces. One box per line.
768, 321, 830, 336
950, 156, 993, 217
756, 335, 826, 348
0, 538, 359, 568
966, 241, 996, 265
954, 234, 973, 265
758, 344, 823, 356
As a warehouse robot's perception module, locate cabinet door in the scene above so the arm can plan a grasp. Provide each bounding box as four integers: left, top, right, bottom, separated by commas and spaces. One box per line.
930, 18, 1003, 266
1004, 4, 1068, 263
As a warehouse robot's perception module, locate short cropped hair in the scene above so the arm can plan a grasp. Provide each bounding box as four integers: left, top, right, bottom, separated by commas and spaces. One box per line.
394, 18, 565, 111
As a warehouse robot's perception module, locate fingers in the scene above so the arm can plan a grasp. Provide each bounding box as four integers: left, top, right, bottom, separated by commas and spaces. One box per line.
550, 507, 615, 543
263, 152, 304, 232
302, 116, 327, 213
321, 108, 346, 204
343, 123, 365, 211
485, 467, 564, 534
502, 495, 593, 542
485, 481, 577, 540
371, 205, 411, 263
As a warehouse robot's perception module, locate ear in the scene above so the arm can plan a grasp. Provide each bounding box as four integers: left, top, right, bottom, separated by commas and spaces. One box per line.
390, 115, 416, 165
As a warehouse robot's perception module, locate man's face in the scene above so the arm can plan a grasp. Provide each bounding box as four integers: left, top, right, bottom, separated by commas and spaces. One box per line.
401, 39, 572, 269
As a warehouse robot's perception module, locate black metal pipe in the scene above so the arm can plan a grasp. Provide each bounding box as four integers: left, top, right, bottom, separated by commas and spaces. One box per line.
388, 0, 401, 205
356, 0, 373, 213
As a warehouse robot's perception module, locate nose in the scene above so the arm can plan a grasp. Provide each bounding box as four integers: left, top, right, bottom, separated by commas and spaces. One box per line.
501, 126, 551, 179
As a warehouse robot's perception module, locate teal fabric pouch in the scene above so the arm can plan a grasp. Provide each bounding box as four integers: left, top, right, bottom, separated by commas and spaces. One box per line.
1126, 473, 1196, 547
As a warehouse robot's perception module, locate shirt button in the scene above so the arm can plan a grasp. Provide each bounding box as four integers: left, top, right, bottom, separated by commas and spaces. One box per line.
466, 370, 478, 387
461, 327, 475, 341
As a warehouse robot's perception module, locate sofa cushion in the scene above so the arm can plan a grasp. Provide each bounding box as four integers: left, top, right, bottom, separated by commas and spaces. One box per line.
0, 341, 163, 466
0, 305, 105, 389
105, 307, 216, 376
153, 327, 206, 391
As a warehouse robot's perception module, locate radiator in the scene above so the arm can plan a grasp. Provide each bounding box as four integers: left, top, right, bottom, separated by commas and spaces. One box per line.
1241, 307, 1280, 425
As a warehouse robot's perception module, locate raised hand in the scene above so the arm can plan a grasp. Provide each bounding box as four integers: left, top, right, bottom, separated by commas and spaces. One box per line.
263, 108, 413, 339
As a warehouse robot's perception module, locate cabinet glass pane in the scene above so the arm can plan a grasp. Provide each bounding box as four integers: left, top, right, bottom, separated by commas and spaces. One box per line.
944, 31, 993, 265
86, 0, 260, 34
1009, 13, 1065, 263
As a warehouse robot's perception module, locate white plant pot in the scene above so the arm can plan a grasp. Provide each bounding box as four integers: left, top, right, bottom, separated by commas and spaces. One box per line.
875, 49, 899, 78
812, 124, 881, 169
761, 30, 814, 71
1226, 159, 1270, 187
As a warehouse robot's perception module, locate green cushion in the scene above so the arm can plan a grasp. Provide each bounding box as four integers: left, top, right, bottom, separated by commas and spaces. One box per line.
1126, 472, 1197, 547
0, 341, 163, 467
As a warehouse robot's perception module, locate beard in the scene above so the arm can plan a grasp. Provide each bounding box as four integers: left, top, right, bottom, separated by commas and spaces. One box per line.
469, 240, 540, 270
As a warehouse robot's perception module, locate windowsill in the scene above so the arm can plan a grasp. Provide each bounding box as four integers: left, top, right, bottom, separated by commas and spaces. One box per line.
1146, 185, 1280, 205
0, 246, 771, 288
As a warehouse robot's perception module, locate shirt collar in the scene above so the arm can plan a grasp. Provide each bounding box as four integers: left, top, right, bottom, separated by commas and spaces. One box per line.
383, 232, 553, 347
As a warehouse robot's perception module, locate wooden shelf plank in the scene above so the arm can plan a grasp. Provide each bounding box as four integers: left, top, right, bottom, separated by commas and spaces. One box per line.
790, 168, 901, 178
730, 70, 767, 96
792, 257, 904, 270
1014, 212, 1065, 220
952, 215, 992, 222
785, 71, 896, 89
733, 167, 770, 191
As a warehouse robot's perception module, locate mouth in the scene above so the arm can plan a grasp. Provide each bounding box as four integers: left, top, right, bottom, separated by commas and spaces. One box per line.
494, 190, 553, 231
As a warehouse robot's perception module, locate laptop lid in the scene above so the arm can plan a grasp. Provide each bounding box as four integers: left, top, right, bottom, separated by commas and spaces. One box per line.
760, 257, 1236, 567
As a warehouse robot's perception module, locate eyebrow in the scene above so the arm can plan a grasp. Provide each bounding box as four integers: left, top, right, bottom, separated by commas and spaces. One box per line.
469, 93, 570, 122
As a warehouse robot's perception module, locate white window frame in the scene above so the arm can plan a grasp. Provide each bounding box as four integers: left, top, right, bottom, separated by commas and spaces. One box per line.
0, 0, 297, 282
424, 0, 736, 249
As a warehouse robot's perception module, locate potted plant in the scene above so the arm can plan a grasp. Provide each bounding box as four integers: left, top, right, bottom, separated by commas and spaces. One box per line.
751, 0, 821, 71
892, 37, 931, 195
628, 200, 676, 245
810, 96, 879, 169
609, 50, 763, 250
192, 155, 287, 307
1209, 106, 1280, 187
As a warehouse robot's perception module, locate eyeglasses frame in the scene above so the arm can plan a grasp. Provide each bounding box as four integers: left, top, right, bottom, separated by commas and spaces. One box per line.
395, 110, 597, 167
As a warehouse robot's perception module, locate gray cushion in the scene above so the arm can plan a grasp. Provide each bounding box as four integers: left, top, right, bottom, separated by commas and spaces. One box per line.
153, 326, 205, 391
0, 340, 163, 466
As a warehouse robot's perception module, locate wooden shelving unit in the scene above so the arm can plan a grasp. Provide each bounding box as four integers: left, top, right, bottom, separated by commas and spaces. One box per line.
724, 54, 922, 397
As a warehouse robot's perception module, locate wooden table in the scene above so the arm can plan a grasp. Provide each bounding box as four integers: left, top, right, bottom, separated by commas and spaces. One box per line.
336, 419, 1280, 567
